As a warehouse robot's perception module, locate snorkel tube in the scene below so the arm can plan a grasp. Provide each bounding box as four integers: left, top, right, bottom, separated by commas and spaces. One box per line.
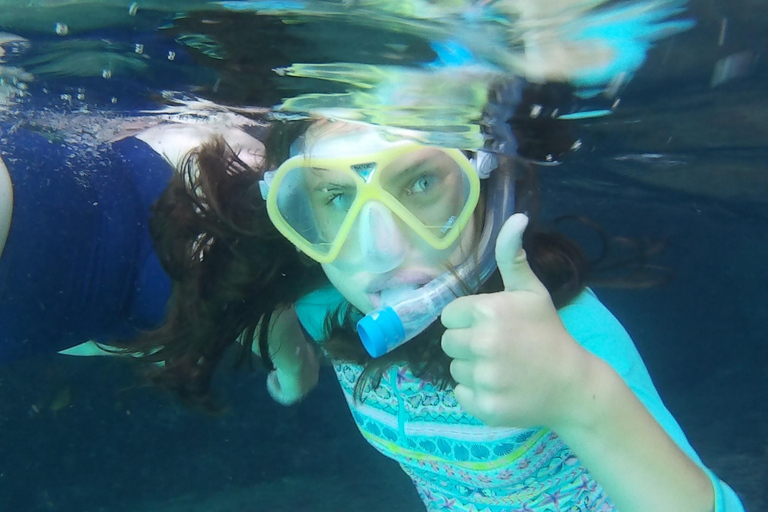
357, 156, 516, 357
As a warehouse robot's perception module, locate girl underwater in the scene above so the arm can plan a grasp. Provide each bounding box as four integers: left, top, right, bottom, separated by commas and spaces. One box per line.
129, 116, 745, 512
0, 3, 747, 510
0, 99, 745, 512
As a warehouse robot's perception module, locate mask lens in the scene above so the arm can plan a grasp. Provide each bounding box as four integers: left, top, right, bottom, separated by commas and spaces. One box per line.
271, 145, 478, 262
379, 148, 472, 242
274, 165, 359, 257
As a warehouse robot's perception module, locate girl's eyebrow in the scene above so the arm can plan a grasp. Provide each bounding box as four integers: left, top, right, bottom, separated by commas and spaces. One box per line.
394, 157, 431, 176
392, 156, 443, 184
312, 181, 350, 192
307, 167, 355, 190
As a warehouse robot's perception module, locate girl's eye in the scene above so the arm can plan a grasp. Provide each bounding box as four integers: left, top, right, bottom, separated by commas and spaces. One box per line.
326, 190, 353, 210
412, 176, 431, 193
408, 173, 435, 195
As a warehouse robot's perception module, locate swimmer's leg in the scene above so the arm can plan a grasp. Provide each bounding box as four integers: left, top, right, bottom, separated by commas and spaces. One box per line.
59, 341, 160, 362
58, 341, 120, 357
0, 155, 12, 257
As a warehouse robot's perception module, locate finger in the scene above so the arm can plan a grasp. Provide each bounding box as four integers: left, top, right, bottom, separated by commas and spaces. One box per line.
441, 295, 479, 330
441, 327, 476, 360
266, 370, 298, 406
449, 359, 476, 387
266, 370, 282, 398
452, 384, 481, 418
495, 213, 546, 294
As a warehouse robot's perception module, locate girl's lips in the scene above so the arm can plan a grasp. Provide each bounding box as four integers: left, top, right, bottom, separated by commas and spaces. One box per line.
370, 288, 422, 310
365, 271, 437, 309
368, 292, 382, 309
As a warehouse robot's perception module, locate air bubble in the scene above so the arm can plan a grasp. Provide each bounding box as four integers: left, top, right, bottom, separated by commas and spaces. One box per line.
111, 97, 118, 104
55, 23, 69, 36
135, 43, 144, 54
102, 68, 112, 79
167, 51, 176, 61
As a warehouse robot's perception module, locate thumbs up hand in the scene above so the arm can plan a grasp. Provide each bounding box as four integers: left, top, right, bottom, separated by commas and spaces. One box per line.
441, 214, 593, 430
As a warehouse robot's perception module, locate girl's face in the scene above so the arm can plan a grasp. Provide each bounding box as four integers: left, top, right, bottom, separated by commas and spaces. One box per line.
300, 122, 481, 314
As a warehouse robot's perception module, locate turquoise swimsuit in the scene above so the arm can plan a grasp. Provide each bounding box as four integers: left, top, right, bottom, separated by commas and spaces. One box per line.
296, 287, 745, 511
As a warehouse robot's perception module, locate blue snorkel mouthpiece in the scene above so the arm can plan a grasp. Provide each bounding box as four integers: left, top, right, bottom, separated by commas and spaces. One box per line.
357, 160, 516, 358
357, 307, 406, 358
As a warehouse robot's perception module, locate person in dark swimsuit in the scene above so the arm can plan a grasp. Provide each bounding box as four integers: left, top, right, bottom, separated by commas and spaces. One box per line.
0, 120, 264, 363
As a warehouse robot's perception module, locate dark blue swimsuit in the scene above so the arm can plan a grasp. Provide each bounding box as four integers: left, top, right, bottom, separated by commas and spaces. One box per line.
0, 124, 173, 363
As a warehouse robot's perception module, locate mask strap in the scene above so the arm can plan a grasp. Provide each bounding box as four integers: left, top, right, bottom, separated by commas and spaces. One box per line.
470, 150, 498, 179
259, 136, 305, 200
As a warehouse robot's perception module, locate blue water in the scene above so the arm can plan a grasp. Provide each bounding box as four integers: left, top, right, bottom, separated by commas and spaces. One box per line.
0, 1, 766, 511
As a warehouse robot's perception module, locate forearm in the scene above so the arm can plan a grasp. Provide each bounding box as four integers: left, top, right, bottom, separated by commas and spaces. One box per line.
258, 306, 319, 404
554, 355, 714, 512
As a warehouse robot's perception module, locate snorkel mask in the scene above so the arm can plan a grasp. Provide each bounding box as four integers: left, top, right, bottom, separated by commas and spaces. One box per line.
262, 130, 481, 266
261, 126, 516, 358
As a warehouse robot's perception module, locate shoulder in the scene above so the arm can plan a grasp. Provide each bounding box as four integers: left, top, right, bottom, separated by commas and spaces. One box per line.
559, 289, 630, 345
134, 124, 265, 172
559, 289, 686, 435
558, 288, 649, 384
295, 286, 347, 342
0, 154, 11, 258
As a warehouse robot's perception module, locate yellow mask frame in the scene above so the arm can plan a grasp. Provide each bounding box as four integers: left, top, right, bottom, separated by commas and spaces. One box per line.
264, 141, 481, 264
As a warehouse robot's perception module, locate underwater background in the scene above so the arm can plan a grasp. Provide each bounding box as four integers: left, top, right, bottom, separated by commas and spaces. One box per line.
0, 1, 766, 511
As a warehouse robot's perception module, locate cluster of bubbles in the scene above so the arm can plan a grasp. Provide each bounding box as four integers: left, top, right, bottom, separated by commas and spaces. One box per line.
0, 0, 223, 117
0, 33, 33, 111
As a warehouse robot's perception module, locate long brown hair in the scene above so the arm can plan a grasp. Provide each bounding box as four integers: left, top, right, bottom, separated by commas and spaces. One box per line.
126, 136, 325, 411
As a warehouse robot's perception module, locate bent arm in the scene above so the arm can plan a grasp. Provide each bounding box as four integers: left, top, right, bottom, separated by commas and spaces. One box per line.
0, 155, 12, 257
556, 292, 743, 512
555, 355, 715, 512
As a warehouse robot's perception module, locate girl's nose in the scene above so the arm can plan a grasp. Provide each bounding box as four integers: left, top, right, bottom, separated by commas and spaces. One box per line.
356, 201, 407, 274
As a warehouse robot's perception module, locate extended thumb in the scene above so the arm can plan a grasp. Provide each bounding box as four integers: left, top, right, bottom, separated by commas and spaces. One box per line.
494, 213, 542, 293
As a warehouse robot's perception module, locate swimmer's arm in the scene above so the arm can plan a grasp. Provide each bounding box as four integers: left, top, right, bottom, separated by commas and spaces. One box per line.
0, 155, 12, 258
552, 357, 715, 512
443, 214, 717, 512
253, 306, 319, 406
